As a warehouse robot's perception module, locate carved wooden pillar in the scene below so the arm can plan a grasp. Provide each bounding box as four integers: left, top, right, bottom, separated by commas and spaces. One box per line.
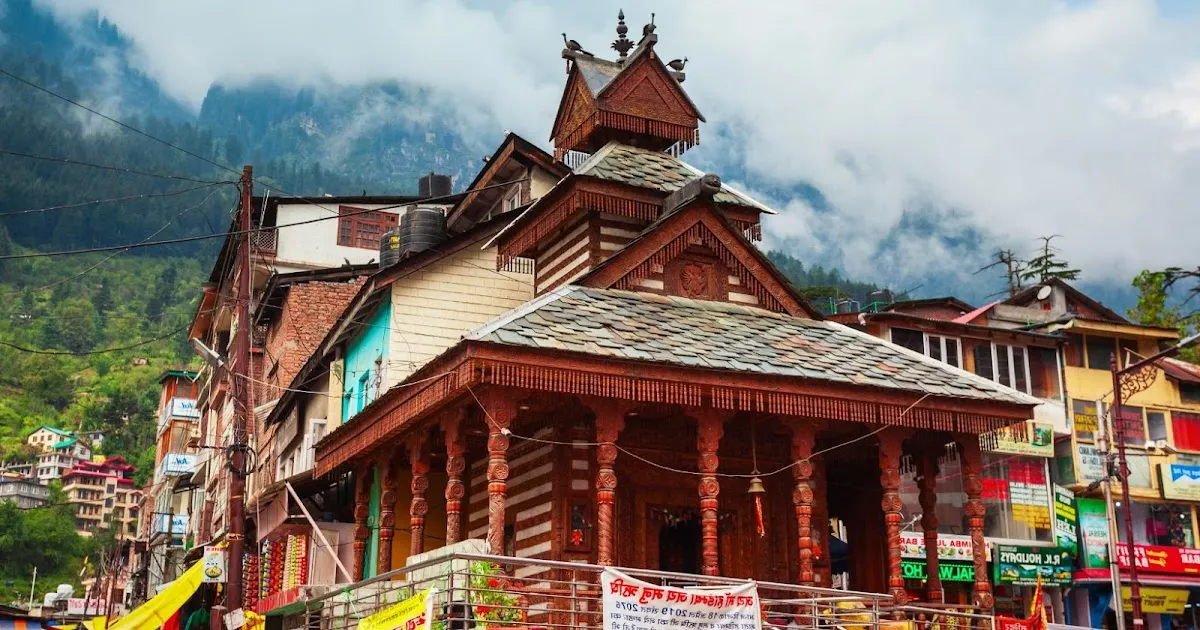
790, 422, 817, 586
485, 391, 517, 555
811, 457, 831, 586
352, 463, 370, 581
408, 432, 431, 557
959, 437, 994, 620
918, 450, 943, 603
377, 454, 399, 575
696, 411, 724, 576
594, 402, 626, 566
441, 411, 467, 545
878, 431, 907, 607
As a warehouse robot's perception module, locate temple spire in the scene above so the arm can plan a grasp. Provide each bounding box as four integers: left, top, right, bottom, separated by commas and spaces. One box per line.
612, 9, 634, 62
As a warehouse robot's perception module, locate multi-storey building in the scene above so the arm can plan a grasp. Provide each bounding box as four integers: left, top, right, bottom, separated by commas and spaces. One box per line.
830, 297, 1071, 620
62, 456, 138, 537
0, 472, 50, 508
185, 187, 456, 560
14, 425, 94, 484
960, 280, 1200, 629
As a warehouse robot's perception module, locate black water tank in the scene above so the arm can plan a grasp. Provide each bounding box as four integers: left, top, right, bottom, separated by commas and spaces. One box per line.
419, 172, 452, 198
379, 226, 401, 269
399, 207, 447, 258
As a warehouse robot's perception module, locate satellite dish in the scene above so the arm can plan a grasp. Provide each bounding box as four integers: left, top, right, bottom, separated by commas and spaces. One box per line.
1036, 285, 1052, 301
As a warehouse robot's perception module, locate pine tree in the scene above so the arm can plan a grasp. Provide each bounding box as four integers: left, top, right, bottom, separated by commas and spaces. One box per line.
1021, 236, 1080, 285
976, 249, 1026, 297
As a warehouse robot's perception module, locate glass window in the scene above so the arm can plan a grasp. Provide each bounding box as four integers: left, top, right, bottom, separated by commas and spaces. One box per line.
996, 344, 1012, 388
945, 338, 960, 368
974, 343, 994, 381
891, 328, 924, 354
1012, 347, 1028, 394
1117, 503, 1196, 548
1147, 411, 1168, 443
1028, 346, 1062, 400
1072, 399, 1099, 441
1086, 336, 1116, 370
1173, 412, 1200, 451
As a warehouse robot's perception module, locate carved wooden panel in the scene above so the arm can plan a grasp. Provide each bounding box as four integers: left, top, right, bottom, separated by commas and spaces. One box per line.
663, 253, 729, 302
603, 56, 700, 127
553, 72, 599, 151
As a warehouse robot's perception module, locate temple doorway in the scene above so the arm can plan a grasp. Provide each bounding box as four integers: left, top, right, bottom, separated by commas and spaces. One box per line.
658, 517, 702, 574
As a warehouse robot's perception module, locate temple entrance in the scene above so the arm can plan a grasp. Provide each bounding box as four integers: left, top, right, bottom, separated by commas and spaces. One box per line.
658, 518, 701, 574
825, 452, 886, 594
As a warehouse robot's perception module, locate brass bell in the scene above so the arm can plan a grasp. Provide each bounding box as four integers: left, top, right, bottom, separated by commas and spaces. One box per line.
747, 476, 766, 495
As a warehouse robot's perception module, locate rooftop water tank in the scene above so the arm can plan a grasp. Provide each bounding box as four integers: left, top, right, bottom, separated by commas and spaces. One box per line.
398, 206, 447, 259
419, 172, 452, 199
379, 226, 401, 269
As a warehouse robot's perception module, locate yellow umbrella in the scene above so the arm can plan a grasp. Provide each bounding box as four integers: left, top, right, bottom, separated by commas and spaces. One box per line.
108, 562, 204, 630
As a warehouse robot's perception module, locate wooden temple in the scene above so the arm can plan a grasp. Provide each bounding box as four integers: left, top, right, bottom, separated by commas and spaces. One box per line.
311, 13, 1039, 613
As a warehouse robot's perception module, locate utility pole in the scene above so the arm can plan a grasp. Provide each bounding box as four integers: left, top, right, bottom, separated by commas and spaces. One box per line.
1095, 402, 1125, 630
1111, 353, 1143, 629
227, 164, 253, 613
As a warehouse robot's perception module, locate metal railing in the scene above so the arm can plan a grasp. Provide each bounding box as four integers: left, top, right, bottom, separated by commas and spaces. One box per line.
293, 552, 992, 630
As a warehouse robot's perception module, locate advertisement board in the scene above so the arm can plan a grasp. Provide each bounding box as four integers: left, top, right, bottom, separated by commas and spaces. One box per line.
202, 547, 227, 583
1114, 543, 1200, 575
1077, 498, 1110, 569
993, 545, 1073, 586
155, 513, 188, 535
991, 422, 1055, 457
170, 397, 199, 419
602, 569, 761, 630
1052, 484, 1078, 554
900, 559, 974, 582
162, 452, 197, 475
899, 532, 990, 562
1159, 463, 1200, 501
1121, 587, 1189, 614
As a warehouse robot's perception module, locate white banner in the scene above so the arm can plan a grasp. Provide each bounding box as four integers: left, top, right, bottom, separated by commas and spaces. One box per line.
601, 569, 761, 630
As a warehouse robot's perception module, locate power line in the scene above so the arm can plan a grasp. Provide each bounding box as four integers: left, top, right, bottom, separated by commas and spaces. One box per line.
0, 178, 523, 261
0, 68, 240, 177
1, 185, 231, 298
0, 149, 224, 184
0, 312, 206, 355
0, 181, 230, 217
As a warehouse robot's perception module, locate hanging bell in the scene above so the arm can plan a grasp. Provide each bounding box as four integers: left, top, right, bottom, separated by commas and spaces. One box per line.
747, 476, 766, 495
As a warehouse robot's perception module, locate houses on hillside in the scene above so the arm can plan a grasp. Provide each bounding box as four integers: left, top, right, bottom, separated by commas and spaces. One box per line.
113, 12, 1200, 630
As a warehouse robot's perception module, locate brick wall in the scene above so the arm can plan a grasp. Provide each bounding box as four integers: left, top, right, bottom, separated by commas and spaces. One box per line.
261, 276, 367, 404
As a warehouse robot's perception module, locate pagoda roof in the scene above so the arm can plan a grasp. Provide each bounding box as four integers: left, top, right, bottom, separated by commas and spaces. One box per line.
575, 55, 623, 94
468, 286, 1035, 405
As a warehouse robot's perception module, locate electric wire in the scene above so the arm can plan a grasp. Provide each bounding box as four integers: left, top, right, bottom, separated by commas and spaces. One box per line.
0, 181, 230, 217
0, 309, 213, 355
0, 178, 525, 261
0, 149, 225, 184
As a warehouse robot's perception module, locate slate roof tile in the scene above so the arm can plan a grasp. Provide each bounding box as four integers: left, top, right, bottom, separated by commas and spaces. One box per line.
471, 287, 1036, 405
577, 144, 758, 208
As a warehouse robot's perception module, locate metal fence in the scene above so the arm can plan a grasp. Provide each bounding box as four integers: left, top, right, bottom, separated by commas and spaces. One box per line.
296, 552, 993, 630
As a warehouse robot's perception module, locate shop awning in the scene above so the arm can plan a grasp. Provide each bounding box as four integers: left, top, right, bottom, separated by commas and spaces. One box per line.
1073, 569, 1200, 587
108, 561, 203, 630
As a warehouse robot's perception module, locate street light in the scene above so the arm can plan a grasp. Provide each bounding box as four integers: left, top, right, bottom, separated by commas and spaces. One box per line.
1111, 332, 1200, 629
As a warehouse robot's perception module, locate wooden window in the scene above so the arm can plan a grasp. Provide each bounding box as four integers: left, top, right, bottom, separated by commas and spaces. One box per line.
1085, 335, 1116, 370
337, 206, 398, 249
1173, 412, 1200, 451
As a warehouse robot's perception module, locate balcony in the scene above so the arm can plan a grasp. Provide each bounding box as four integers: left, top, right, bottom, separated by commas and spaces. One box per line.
158, 398, 199, 433
155, 452, 198, 483
301, 550, 991, 630
152, 513, 188, 536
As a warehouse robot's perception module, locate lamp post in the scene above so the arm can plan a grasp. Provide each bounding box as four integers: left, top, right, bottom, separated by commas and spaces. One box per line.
1110, 332, 1200, 629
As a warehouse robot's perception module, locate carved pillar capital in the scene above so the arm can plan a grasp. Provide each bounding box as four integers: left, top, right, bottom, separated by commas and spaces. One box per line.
441, 410, 467, 545
695, 411, 725, 576
352, 463, 371, 581
408, 432, 432, 557
878, 430, 907, 608
957, 436, 993, 616
789, 422, 818, 585
482, 388, 516, 555
591, 399, 629, 566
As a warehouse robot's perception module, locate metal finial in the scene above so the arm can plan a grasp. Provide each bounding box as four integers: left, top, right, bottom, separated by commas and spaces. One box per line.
612, 9, 634, 60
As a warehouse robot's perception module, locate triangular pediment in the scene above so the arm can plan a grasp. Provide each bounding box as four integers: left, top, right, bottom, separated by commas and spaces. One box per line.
600, 51, 705, 123
549, 68, 598, 142
578, 202, 818, 317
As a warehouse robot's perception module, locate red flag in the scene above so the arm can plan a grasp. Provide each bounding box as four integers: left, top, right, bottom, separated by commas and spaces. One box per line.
1027, 574, 1046, 630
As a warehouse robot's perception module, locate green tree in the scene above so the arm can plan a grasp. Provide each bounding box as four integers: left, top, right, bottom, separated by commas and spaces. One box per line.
1020, 235, 1080, 285
1130, 268, 1200, 363
20, 354, 73, 410
55, 297, 100, 353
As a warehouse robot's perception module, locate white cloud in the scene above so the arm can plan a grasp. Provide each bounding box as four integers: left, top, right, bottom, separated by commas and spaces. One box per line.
32, 0, 1200, 289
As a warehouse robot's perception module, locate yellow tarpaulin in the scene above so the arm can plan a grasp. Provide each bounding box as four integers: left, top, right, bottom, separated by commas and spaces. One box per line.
108, 562, 203, 630
358, 588, 434, 630
1121, 587, 1189, 614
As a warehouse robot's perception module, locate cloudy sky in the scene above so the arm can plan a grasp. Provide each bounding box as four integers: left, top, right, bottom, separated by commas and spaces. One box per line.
38, 0, 1200, 292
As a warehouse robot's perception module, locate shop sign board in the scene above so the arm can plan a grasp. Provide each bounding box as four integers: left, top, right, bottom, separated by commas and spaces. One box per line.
1076, 498, 1110, 569
1119, 587, 1188, 614
1052, 485, 1077, 554
1159, 463, 1200, 501
1114, 543, 1200, 575
899, 532, 990, 562
993, 545, 1073, 586
900, 559, 974, 583
202, 547, 227, 583
991, 422, 1055, 457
